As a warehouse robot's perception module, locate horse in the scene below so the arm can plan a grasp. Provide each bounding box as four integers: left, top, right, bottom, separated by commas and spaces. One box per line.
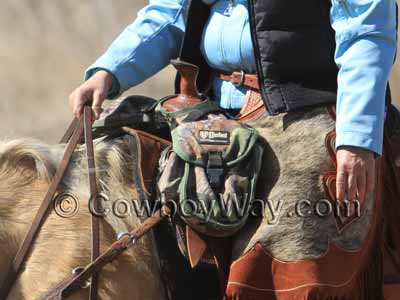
0, 135, 166, 300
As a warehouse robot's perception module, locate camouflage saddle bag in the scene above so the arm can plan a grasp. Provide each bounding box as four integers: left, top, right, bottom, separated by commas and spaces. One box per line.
156, 82, 263, 238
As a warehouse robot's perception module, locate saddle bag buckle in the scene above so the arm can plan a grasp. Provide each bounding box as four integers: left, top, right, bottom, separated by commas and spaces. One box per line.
206, 151, 224, 190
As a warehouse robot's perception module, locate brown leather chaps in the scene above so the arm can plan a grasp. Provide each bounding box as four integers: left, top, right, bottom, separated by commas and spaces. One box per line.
222, 92, 400, 300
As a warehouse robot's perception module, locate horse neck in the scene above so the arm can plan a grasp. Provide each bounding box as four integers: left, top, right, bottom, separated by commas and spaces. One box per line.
0, 178, 50, 286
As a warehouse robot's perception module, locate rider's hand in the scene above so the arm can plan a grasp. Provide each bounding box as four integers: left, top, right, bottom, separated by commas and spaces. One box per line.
336, 146, 376, 205
69, 70, 114, 120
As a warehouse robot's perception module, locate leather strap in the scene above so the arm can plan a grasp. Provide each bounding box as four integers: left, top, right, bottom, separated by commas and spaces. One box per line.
213, 69, 260, 91
59, 118, 79, 144
0, 116, 85, 299
38, 207, 171, 300
83, 106, 100, 300
0, 108, 102, 300
186, 226, 207, 268
122, 127, 171, 193
327, 105, 337, 121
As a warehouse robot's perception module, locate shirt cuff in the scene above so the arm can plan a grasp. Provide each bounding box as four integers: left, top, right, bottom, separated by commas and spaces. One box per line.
336, 131, 382, 156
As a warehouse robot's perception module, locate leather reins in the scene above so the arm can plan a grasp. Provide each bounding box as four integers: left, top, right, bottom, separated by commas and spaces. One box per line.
84, 107, 101, 300
38, 206, 170, 300
0, 106, 101, 300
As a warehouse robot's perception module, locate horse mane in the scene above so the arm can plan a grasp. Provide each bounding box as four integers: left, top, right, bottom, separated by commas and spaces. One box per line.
0, 138, 59, 187
0, 136, 139, 226
0, 137, 163, 300
0, 136, 134, 190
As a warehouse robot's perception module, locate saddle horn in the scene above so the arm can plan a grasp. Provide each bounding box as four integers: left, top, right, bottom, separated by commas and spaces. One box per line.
161, 59, 203, 112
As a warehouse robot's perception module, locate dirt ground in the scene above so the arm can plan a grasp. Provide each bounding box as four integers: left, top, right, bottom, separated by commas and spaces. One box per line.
1, 0, 399, 143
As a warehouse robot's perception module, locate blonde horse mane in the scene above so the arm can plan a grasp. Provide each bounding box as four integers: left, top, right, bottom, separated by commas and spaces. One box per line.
0, 137, 163, 300
0, 138, 57, 186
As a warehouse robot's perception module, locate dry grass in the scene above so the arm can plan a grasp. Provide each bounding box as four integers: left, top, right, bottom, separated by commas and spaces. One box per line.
0, 0, 399, 142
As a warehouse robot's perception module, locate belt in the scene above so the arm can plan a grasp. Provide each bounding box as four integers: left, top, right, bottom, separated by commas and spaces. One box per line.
213, 69, 260, 91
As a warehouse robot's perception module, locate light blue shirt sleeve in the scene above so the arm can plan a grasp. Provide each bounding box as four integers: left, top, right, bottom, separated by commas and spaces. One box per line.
330, 0, 397, 155
85, 0, 186, 98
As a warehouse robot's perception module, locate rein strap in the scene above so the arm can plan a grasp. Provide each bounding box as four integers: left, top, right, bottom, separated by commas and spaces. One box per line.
0, 107, 100, 300
38, 207, 170, 300
0, 106, 169, 300
0, 115, 84, 299
84, 107, 101, 300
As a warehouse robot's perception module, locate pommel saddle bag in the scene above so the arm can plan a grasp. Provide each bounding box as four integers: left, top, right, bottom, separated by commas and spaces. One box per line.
156, 60, 264, 240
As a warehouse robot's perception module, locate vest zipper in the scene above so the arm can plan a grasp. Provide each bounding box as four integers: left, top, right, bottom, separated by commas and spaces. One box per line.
338, 0, 353, 17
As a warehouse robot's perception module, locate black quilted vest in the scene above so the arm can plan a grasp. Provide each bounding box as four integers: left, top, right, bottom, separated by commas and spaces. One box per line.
176, 0, 339, 115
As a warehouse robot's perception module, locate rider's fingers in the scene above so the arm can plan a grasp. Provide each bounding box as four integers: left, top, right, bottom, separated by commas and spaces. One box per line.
71, 91, 85, 119
336, 169, 348, 202
92, 90, 105, 120
356, 170, 367, 204
347, 173, 357, 201
365, 160, 375, 195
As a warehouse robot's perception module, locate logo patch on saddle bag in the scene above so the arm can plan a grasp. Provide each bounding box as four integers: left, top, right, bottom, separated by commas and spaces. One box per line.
198, 130, 230, 145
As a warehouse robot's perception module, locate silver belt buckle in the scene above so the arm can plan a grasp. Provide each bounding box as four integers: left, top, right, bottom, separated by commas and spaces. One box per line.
233, 70, 245, 87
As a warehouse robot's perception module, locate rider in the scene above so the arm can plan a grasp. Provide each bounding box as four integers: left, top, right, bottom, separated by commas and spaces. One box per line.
69, 0, 397, 299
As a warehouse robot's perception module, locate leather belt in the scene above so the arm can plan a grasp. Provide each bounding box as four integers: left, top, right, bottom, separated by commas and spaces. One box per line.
213, 69, 260, 91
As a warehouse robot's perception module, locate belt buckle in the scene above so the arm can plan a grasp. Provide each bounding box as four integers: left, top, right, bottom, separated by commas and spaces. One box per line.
233, 70, 245, 87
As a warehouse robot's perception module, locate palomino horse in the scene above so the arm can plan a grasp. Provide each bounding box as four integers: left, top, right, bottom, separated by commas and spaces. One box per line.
0, 136, 166, 300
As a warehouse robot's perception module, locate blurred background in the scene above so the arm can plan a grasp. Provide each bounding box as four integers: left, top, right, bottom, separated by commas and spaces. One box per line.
1, 0, 399, 142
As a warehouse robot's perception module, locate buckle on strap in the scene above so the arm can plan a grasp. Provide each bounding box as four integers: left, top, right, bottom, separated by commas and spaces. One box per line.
206, 151, 224, 190
233, 70, 245, 87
